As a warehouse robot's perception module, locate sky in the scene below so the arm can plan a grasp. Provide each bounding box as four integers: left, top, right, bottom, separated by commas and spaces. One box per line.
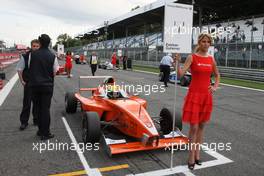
0, 0, 157, 47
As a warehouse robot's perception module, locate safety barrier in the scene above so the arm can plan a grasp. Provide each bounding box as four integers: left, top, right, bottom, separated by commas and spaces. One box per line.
218, 66, 264, 82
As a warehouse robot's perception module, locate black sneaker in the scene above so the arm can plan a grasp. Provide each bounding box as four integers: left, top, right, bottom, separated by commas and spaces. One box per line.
36, 130, 42, 136
19, 124, 28, 131
40, 133, 55, 140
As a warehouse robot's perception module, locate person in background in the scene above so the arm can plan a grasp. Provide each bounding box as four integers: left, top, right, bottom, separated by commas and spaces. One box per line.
74, 54, 80, 64
160, 53, 174, 87
90, 51, 98, 76
16, 39, 40, 130
28, 34, 59, 140
116, 56, 120, 68
111, 51, 117, 71
175, 33, 220, 170
122, 55, 127, 70
80, 54, 85, 64
65, 51, 73, 78
242, 47, 246, 67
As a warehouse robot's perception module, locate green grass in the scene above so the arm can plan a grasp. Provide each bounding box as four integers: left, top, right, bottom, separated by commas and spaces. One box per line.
220, 77, 264, 90
132, 64, 264, 90
133, 65, 160, 73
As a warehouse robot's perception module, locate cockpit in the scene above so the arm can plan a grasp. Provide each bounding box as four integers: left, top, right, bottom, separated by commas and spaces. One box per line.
98, 77, 128, 99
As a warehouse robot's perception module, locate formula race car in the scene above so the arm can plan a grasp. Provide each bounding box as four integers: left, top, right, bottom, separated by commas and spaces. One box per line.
159, 66, 192, 87
74, 55, 87, 64
56, 65, 67, 75
159, 71, 215, 87
65, 76, 188, 156
98, 61, 119, 70
168, 71, 192, 87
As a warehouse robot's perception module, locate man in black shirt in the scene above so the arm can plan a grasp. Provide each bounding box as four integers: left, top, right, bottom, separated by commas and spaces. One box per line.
29, 34, 59, 140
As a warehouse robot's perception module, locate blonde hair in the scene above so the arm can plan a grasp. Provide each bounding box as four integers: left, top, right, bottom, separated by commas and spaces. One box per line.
194, 33, 213, 53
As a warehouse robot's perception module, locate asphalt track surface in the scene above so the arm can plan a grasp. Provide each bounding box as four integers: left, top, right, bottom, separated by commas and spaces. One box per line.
0, 62, 263, 176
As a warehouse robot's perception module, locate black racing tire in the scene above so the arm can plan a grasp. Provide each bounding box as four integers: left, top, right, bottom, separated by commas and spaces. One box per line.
82, 112, 101, 143
0, 73, 6, 80
159, 108, 182, 134
65, 92, 77, 113
185, 76, 191, 86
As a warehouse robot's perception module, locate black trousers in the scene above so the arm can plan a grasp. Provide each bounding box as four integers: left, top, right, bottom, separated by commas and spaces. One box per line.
31, 86, 53, 136
20, 83, 37, 125
91, 64, 97, 76
123, 60, 127, 70
162, 65, 170, 86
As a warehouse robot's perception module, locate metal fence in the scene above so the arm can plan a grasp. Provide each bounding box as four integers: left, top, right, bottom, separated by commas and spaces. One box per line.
218, 66, 264, 82
214, 42, 264, 69
68, 42, 264, 70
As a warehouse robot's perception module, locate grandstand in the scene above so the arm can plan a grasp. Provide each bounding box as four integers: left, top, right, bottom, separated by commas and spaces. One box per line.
70, 0, 264, 69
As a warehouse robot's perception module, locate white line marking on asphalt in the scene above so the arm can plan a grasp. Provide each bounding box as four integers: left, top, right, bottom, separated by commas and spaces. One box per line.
56, 74, 74, 77
220, 83, 264, 92
183, 171, 196, 176
126, 145, 233, 176
62, 117, 102, 176
133, 69, 263, 92
0, 73, 18, 106
133, 69, 159, 75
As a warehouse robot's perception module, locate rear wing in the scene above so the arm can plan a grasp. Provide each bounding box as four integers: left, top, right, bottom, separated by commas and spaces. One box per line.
78, 76, 114, 92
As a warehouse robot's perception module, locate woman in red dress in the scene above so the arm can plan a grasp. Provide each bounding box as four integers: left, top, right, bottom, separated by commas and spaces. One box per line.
65, 51, 72, 78
111, 52, 117, 71
175, 33, 220, 170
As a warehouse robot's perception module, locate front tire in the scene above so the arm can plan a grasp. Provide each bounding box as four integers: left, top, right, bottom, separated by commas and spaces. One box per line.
65, 92, 77, 113
159, 108, 182, 135
82, 112, 101, 143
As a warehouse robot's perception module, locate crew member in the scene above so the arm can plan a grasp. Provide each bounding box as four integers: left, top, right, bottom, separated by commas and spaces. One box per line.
122, 55, 127, 70
160, 53, 174, 87
16, 39, 40, 130
28, 34, 59, 140
90, 52, 98, 76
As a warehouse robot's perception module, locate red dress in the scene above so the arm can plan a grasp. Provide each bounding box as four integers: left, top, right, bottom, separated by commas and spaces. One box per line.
182, 54, 213, 124
111, 54, 117, 65
65, 56, 72, 70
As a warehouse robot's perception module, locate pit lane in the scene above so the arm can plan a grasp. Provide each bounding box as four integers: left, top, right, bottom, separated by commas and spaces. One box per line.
0, 63, 263, 176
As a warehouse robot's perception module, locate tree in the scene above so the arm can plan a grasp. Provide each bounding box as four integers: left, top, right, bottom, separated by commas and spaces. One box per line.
54, 33, 82, 49
56, 33, 71, 47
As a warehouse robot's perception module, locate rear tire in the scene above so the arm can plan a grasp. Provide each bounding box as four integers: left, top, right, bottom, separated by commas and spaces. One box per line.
82, 112, 101, 143
65, 92, 77, 113
159, 108, 182, 134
